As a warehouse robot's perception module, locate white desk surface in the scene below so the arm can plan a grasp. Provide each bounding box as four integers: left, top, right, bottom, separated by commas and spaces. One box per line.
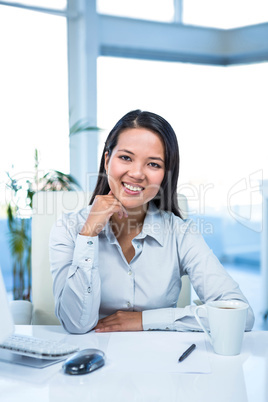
0, 326, 267, 402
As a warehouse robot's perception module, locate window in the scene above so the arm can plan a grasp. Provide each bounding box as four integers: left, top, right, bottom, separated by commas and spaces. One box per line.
0, 4, 69, 206
97, 0, 175, 23
183, 0, 268, 29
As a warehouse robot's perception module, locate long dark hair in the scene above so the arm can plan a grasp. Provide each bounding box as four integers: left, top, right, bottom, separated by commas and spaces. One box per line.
90, 110, 182, 218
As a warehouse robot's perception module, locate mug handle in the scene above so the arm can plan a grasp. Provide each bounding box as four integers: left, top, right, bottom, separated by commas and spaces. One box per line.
194, 305, 212, 345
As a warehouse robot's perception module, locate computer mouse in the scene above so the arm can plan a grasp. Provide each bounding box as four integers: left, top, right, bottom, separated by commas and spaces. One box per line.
62, 348, 105, 375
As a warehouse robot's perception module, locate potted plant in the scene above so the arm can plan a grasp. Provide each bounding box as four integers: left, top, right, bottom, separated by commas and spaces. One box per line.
5, 149, 79, 301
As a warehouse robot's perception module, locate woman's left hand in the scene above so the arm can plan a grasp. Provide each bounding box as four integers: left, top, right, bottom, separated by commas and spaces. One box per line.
94, 311, 143, 332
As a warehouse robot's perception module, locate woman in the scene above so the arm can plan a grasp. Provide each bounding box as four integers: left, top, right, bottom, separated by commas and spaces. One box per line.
50, 109, 254, 334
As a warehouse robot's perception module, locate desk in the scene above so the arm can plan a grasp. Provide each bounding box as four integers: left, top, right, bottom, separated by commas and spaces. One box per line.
0, 326, 267, 402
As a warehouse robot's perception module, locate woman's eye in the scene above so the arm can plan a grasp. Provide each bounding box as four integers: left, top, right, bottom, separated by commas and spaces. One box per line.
149, 162, 161, 168
120, 155, 131, 161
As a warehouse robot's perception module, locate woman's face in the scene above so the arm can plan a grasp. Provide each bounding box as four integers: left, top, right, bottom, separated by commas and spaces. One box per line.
104, 128, 165, 213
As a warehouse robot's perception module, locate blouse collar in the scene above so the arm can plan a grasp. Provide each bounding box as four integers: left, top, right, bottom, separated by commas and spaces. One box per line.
101, 202, 164, 246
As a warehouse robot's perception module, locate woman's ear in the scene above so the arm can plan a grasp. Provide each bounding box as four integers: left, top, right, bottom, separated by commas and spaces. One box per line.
104, 151, 109, 173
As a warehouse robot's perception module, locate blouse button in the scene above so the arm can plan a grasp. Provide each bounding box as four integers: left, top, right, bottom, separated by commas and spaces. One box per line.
87, 287, 91, 293
128, 270, 132, 276
85, 258, 92, 263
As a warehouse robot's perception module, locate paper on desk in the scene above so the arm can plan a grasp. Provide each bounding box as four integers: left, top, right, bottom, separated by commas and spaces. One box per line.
106, 331, 211, 373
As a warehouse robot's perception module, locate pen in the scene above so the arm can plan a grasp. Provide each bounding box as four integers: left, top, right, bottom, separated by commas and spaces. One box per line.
178, 344, 196, 362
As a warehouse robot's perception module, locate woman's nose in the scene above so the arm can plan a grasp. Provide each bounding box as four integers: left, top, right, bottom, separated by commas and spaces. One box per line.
128, 163, 145, 180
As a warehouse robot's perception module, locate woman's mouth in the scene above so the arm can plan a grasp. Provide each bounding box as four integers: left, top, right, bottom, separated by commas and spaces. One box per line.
122, 182, 144, 194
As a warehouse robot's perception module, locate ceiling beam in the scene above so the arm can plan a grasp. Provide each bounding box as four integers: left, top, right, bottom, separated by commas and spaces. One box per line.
225, 23, 268, 65
99, 15, 268, 66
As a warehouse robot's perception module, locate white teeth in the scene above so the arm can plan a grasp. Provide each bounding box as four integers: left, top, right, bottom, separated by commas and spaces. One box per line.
123, 183, 143, 192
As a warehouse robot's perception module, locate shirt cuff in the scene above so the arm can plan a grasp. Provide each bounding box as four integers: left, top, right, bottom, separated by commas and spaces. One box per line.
72, 234, 98, 270
142, 308, 177, 331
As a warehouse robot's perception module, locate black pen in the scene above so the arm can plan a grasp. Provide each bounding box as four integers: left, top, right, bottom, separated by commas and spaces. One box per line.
178, 344, 196, 362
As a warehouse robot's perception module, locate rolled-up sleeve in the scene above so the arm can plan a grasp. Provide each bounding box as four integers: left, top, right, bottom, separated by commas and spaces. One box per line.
49, 213, 101, 334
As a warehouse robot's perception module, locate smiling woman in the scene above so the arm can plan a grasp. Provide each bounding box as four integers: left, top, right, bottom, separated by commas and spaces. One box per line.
49, 109, 254, 335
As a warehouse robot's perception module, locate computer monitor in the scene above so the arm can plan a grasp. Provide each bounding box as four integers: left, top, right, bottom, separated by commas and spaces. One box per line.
0, 268, 15, 343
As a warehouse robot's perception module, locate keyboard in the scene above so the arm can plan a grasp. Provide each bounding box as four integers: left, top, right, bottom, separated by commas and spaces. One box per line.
0, 334, 79, 360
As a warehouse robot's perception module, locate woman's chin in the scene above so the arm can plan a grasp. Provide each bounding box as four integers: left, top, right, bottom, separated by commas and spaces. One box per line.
120, 198, 148, 213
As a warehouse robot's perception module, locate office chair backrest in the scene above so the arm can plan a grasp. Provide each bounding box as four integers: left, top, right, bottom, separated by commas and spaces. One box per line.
31, 191, 92, 324
31, 191, 190, 324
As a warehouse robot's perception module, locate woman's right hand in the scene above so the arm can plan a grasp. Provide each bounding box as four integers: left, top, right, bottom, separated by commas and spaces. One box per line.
80, 191, 128, 237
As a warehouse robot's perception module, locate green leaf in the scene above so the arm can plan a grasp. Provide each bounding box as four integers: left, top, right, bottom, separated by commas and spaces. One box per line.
69, 119, 103, 136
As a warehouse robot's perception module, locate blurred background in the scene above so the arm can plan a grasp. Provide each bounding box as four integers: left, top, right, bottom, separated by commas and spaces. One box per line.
0, 0, 267, 329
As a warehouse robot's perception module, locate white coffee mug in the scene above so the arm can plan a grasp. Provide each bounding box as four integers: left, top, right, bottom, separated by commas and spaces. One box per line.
194, 300, 248, 356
